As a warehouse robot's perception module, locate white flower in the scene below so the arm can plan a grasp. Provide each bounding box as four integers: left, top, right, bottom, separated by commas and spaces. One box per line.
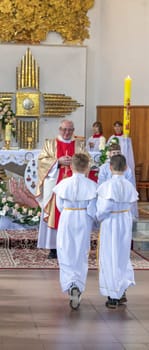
31, 216, 40, 222
28, 209, 33, 216
7, 196, 14, 202
22, 207, 28, 213
14, 203, 20, 209
111, 139, 117, 144
3, 204, 9, 213
109, 137, 119, 146
106, 150, 110, 158
2, 197, 7, 204
0, 210, 6, 216
99, 136, 106, 151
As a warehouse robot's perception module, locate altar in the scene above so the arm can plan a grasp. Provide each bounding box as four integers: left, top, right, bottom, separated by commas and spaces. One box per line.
0, 149, 40, 166
0, 149, 41, 230
0, 148, 100, 229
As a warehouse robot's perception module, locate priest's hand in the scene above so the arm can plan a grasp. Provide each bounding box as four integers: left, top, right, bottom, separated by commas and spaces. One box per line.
58, 155, 72, 166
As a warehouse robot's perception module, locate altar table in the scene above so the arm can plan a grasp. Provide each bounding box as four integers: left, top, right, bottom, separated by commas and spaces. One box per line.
0, 149, 40, 166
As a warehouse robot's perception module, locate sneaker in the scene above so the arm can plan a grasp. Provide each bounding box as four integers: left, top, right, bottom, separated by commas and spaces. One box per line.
69, 284, 81, 310
118, 292, 127, 305
47, 249, 57, 259
105, 297, 119, 309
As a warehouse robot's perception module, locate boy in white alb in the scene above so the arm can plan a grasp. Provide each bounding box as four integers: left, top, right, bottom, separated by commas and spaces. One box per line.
98, 143, 135, 185
98, 143, 138, 218
96, 154, 138, 309
53, 153, 97, 310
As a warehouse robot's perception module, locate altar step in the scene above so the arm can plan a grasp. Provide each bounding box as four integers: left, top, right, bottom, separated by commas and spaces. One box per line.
0, 203, 149, 253
0, 228, 98, 251
0, 224, 149, 254
132, 218, 149, 252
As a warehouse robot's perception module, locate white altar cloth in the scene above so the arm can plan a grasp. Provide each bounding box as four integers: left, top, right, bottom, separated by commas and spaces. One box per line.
0, 149, 40, 166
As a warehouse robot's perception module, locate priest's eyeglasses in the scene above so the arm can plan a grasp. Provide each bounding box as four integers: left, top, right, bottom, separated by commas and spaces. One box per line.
60, 127, 74, 132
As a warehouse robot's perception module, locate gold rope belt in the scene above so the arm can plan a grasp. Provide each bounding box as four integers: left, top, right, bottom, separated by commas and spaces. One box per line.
64, 208, 87, 210
111, 209, 129, 214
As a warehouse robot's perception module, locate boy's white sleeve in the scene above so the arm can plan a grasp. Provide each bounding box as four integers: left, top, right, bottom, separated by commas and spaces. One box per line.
96, 196, 112, 222
98, 165, 107, 185
87, 198, 97, 219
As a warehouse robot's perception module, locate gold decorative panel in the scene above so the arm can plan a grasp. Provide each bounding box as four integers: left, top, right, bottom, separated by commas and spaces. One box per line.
16, 119, 39, 149
0, 0, 94, 44
43, 93, 83, 117
16, 92, 40, 117
16, 48, 39, 90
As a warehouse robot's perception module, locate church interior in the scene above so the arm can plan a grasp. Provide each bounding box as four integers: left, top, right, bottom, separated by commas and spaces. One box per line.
0, 1, 149, 349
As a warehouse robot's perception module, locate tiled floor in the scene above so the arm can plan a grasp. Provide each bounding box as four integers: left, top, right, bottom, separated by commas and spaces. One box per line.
0, 269, 149, 350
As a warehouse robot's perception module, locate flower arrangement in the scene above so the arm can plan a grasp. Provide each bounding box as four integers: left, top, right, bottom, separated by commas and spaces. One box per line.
0, 101, 16, 137
99, 137, 120, 165
0, 180, 41, 226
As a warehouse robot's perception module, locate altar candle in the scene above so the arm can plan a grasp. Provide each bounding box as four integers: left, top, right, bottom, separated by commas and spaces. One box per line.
123, 76, 132, 137
5, 123, 11, 141
124, 75, 132, 104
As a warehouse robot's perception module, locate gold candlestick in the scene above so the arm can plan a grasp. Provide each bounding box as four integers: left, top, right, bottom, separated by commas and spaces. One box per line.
27, 136, 33, 150
5, 140, 10, 150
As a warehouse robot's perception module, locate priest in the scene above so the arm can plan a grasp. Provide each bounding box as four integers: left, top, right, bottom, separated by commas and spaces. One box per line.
36, 119, 86, 259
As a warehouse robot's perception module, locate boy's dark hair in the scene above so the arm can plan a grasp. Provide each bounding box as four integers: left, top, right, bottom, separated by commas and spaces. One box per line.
109, 143, 121, 152
92, 121, 103, 134
113, 120, 123, 127
110, 154, 126, 172
72, 153, 89, 172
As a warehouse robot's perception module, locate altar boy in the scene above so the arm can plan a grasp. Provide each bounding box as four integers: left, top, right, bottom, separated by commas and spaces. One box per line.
53, 153, 97, 310
96, 154, 138, 309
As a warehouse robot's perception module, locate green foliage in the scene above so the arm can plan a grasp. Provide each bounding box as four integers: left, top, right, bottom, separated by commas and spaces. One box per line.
99, 146, 109, 165
99, 137, 120, 165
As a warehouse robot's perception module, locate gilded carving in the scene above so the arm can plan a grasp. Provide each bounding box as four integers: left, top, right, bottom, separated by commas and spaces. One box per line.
0, 0, 95, 44
16, 92, 40, 117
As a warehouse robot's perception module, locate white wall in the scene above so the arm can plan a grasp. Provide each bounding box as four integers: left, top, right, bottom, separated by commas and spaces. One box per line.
99, 0, 149, 105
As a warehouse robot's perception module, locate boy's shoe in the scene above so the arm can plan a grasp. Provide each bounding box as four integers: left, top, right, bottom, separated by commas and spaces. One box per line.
118, 292, 127, 305
69, 284, 81, 310
105, 297, 119, 309
47, 249, 57, 259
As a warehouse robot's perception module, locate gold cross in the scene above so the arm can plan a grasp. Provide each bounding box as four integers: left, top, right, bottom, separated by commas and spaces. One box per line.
0, 48, 83, 148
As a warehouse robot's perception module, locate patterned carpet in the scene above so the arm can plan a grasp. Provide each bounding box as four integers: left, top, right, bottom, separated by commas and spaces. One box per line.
0, 247, 149, 269
0, 229, 149, 269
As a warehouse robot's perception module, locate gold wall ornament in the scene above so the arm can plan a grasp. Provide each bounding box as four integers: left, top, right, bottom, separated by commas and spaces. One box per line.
0, 0, 94, 44
0, 48, 83, 148
43, 93, 83, 117
16, 48, 39, 90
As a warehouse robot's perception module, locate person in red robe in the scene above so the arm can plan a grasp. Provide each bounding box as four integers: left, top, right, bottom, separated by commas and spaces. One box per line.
107, 120, 135, 177
86, 121, 106, 152
36, 119, 86, 259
